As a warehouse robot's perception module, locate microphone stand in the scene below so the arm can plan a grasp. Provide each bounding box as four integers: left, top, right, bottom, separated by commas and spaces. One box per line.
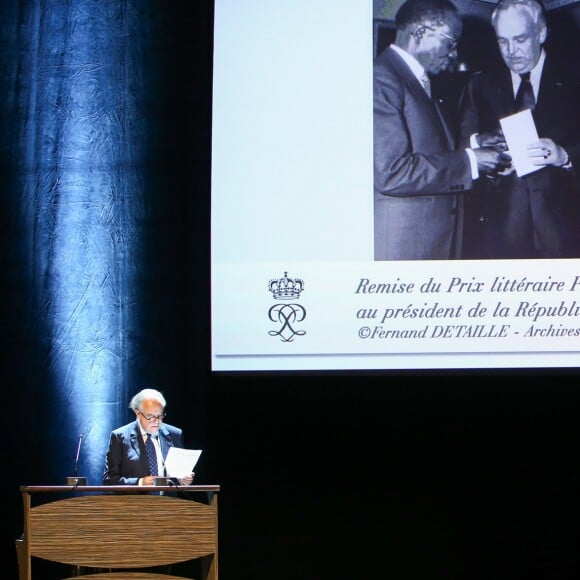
66, 434, 87, 486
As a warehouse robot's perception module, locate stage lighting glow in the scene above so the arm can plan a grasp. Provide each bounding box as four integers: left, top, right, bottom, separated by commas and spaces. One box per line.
20, 2, 142, 484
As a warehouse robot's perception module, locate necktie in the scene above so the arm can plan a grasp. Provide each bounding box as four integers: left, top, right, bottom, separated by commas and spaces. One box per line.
514, 72, 535, 111
146, 434, 158, 476
420, 73, 431, 98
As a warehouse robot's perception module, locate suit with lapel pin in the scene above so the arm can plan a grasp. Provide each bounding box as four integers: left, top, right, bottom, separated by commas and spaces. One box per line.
458, 53, 580, 258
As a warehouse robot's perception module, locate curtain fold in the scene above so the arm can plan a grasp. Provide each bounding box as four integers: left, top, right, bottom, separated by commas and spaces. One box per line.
1, 0, 168, 486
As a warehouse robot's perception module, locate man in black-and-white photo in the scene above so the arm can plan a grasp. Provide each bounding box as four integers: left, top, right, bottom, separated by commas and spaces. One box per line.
459, 0, 580, 259
373, 0, 511, 261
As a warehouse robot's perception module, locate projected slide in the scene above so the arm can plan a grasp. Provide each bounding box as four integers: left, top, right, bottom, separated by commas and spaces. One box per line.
211, 0, 580, 371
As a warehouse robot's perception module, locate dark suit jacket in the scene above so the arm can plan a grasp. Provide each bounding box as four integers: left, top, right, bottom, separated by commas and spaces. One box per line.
458, 54, 580, 258
374, 46, 473, 260
103, 420, 184, 485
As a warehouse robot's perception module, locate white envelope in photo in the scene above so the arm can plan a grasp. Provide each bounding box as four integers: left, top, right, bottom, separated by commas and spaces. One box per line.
499, 109, 541, 177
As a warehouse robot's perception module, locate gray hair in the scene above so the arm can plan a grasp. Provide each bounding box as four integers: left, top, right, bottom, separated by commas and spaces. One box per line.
492, 0, 546, 30
129, 388, 167, 411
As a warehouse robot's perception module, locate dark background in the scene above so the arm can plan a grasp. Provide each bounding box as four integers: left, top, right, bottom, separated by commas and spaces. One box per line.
3, 1, 580, 578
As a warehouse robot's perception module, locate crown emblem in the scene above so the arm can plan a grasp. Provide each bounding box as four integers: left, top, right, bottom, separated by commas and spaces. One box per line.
268, 271, 304, 300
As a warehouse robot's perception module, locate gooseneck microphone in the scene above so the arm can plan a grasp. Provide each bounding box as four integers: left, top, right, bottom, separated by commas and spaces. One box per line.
66, 433, 87, 486
153, 440, 174, 487
73, 434, 83, 478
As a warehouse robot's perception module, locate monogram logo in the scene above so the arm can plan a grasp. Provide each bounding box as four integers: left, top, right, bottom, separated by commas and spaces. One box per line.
267, 272, 307, 342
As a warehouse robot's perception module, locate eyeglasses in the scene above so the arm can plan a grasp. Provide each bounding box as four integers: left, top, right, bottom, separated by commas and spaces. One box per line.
137, 410, 166, 422
421, 24, 458, 51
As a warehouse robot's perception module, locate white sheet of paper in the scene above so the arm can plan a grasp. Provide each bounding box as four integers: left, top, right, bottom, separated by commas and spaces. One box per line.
499, 109, 541, 177
165, 447, 202, 477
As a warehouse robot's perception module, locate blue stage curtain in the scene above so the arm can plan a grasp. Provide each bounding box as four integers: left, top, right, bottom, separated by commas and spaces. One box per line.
1, 1, 211, 577
0, 0, 208, 486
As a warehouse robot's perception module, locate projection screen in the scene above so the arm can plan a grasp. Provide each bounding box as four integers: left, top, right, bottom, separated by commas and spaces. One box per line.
211, 0, 580, 371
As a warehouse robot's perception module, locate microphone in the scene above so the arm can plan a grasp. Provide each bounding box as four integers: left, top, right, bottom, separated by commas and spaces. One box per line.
154, 451, 181, 487
154, 440, 183, 488
74, 434, 83, 477
66, 433, 87, 486
152, 437, 171, 486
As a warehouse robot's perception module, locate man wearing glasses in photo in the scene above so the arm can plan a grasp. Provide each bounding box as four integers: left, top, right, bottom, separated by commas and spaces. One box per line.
373, 0, 512, 260
103, 387, 194, 486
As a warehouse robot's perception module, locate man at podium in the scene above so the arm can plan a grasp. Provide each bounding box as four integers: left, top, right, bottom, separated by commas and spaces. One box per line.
103, 387, 194, 486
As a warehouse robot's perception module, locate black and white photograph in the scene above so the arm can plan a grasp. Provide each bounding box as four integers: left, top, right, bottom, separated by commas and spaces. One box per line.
374, 0, 580, 260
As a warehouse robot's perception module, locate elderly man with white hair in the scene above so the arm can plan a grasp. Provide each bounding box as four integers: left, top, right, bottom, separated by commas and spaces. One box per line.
459, 0, 580, 259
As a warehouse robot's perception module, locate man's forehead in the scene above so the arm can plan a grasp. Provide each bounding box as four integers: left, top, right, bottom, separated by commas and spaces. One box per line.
427, 15, 460, 29
496, 6, 533, 29
427, 19, 461, 36
141, 399, 163, 409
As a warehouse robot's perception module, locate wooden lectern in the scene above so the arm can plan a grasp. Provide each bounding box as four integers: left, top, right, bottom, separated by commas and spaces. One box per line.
18, 485, 219, 580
